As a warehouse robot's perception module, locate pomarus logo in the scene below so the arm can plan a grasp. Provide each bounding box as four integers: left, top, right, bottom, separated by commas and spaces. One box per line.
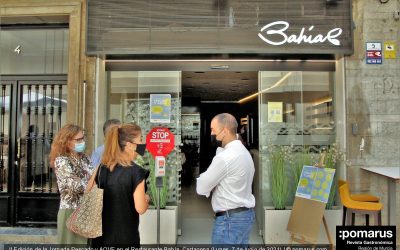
338, 229, 393, 240
258, 21, 343, 46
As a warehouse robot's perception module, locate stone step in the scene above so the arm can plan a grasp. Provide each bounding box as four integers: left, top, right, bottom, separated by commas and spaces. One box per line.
0, 227, 57, 244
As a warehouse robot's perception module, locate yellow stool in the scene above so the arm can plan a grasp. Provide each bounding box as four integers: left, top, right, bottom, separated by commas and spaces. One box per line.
338, 179, 380, 225
339, 183, 382, 225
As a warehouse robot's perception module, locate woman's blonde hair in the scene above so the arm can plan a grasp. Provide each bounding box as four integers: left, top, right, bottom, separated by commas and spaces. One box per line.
49, 124, 83, 167
101, 123, 142, 171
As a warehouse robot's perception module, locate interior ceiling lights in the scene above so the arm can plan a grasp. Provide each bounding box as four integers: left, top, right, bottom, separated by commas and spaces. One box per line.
238, 72, 293, 104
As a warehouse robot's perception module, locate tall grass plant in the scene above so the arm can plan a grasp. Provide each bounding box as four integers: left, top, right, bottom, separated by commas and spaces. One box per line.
268, 145, 290, 209
322, 143, 345, 209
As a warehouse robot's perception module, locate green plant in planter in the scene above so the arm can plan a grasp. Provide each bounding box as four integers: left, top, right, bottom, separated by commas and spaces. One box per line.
322, 143, 345, 209
267, 145, 291, 209
291, 147, 316, 197
135, 153, 169, 208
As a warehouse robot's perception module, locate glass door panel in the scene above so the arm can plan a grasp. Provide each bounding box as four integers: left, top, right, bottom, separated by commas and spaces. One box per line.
108, 71, 182, 205
259, 71, 336, 209
0, 84, 12, 193
18, 82, 67, 193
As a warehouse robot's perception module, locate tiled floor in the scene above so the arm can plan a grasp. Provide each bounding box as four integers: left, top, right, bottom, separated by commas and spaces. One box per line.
177, 185, 264, 244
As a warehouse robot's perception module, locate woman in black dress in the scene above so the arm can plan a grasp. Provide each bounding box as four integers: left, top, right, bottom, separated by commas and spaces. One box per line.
88, 123, 150, 247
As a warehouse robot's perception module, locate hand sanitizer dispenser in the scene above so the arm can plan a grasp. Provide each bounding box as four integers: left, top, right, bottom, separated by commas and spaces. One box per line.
155, 156, 166, 177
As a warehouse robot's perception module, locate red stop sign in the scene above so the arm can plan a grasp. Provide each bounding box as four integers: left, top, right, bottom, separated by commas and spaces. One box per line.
146, 127, 175, 157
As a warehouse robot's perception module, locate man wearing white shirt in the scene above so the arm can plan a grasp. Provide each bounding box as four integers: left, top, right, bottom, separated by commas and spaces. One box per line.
196, 113, 255, 245
90, 119, 121, 168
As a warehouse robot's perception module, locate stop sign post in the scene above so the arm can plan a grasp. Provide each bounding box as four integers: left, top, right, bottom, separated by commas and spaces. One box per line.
145, 127, 175, 245
146, 127, 174, 178
146, 127, 175, 158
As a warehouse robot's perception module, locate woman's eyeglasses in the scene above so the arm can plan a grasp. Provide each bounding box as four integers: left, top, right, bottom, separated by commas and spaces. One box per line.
72, 136, 85, 143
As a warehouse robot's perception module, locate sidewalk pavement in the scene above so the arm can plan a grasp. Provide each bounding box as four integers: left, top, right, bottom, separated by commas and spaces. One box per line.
0, 227, 56, 249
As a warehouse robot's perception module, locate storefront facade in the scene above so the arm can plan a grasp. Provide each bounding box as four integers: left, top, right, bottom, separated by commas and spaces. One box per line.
87, 1, 352, 242
1, 0, 399, 246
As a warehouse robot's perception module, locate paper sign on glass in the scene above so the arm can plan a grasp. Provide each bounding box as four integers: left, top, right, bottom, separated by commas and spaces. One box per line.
268, 102, 283, 123
295, 165, 336, 203
150, 94, 171, 123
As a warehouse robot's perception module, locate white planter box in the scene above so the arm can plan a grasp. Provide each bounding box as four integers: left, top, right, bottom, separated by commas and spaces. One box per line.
139, 205, 178, 244
264, 208, 342, 245
264, 208, 292, 244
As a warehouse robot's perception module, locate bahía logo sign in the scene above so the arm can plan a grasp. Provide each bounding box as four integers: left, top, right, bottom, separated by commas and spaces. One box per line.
258, 21, 342, 46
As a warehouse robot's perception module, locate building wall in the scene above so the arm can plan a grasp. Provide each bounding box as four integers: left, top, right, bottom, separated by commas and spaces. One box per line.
345, 0, 400, 238
0, 0, 96, 152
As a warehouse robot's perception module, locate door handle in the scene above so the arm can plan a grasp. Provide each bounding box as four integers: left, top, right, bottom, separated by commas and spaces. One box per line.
16, 137, 21, 159
15, 138, 20, 167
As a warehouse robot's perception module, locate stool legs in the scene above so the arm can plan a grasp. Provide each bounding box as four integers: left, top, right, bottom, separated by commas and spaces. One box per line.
377, 211, 382, 226
343, 207, 371, 226
346, 209, 352, 225
346, 208, 382, 226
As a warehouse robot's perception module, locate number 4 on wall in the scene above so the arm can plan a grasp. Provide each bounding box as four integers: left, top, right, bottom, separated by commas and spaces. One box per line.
14, 45, 21, 54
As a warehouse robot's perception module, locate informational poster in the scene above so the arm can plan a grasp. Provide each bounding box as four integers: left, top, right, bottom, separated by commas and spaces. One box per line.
150, 94, 171, 123
384, 41, 396, 59
295, 165, 336, 203
366, 42, 382, 64
267, 102, 283, 123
